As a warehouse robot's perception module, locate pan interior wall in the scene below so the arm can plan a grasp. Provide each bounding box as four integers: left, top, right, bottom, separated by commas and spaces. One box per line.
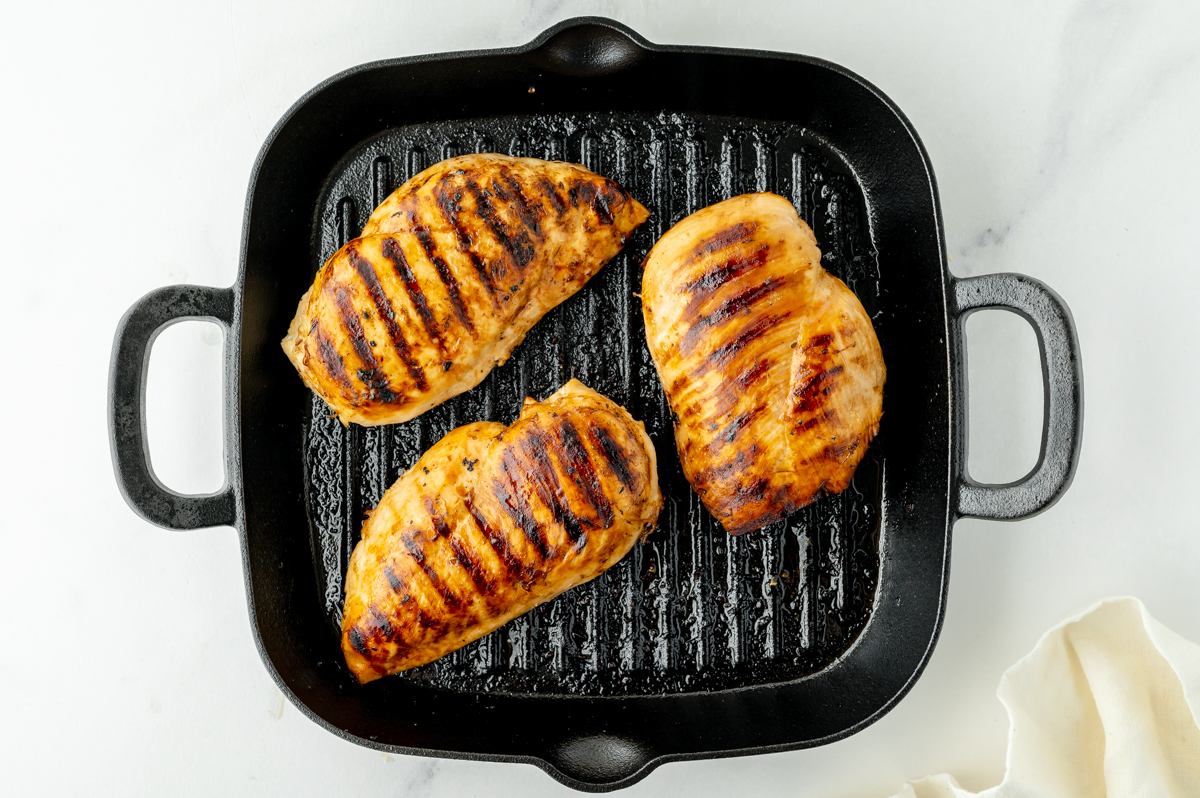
302, 112, 883, 697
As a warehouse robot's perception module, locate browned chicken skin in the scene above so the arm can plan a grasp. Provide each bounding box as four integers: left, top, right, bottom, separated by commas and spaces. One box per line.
641, 193, 885, 536
283, 154, 649, 426
341, 379, 662, 682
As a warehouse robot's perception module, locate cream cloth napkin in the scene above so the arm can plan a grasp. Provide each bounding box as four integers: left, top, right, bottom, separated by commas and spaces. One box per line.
888, 597, 1200, 798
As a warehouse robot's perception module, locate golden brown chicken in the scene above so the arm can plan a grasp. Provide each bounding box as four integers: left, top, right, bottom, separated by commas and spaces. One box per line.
282, 154, 649, 426
641, 193, 885, 536
341, 379, 662, 682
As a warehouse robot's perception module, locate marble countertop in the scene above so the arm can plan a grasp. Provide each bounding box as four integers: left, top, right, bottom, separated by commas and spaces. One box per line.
3, 1, 1199, 795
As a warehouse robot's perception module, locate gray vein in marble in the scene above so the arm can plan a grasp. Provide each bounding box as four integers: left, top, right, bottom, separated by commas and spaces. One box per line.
954, 0, 1198, 269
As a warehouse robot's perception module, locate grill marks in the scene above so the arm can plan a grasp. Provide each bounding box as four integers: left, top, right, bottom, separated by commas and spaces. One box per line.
465, 496, 531, 583
587, 424, 638, 495
314, 326, 350, 390
494, 455, 552, 561
679, 274, 792, 357
380, 237, 443, 351
679, 246, 772, 319
640, 191, 885, 539
494, 168, 544, 237
410, 219, 475, 334
433, 186, 498, 300
697, 311, 792, 378
401, 533, 461, 608
792, 364, 845, 413
714, 403, 768, 448
536, 176, 569, 216
517, 431, 587, 548
447, 534, 495, 598
680, 221, 759, 278
339, 380, 661, 682
346, 247, 427, 391
554, 419, 615, 528
592, 187, 614, 225
464, 177, 537, 271
330, 286, 398, 403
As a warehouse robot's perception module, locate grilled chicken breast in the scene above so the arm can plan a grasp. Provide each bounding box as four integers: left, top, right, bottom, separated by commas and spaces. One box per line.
283, 154, 649, 426
641, 193, 885, 536
341, 379, 662, 682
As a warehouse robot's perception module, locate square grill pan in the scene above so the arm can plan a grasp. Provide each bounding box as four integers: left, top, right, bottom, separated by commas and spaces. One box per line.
109, 17, 1083, 791
308, 113, 882, 696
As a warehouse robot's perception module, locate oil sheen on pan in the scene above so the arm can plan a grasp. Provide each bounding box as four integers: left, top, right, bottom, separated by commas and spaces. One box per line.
304, 112, 884, 697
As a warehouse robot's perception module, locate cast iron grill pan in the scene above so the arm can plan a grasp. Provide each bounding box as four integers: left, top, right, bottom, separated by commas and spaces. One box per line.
307, 112, 882, 696
109, 17, 1083, 791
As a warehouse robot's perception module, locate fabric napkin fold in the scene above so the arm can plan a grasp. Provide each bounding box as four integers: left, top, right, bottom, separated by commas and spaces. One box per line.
888, 597, 1200, 798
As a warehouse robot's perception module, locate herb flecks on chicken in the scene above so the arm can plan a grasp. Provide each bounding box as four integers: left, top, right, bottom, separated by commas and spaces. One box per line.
340, 380, 662, 682
283, 154, 649, 426
641, 193, 885, 536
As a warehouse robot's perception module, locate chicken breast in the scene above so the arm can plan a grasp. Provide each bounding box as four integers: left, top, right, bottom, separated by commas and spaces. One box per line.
283, 154, 649, 426
341, 379, 662, 682
641, 193, 885, 536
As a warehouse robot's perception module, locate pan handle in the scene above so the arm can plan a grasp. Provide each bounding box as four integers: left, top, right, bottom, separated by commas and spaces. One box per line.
109, 284, 236, 530
952, 273, 1083, 520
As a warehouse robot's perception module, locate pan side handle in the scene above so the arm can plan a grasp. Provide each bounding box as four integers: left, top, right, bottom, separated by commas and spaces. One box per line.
953, 273, 1084, 520
109, 285, 236, 530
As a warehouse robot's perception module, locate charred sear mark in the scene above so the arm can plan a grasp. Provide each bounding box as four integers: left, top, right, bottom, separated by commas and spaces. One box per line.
554, 418, 615, 528
381, 237, 444, 351
712, 404, 767, 448
410, 222, 475, 334
536, 176, 569, 216
495, 168, 544, 237
367, 607, 396, 640
447, 535, 495, 597
494, 455, 552, 560
792, 364, 845, 413
697, 312, 791, 377
517, 430, 586, 547
804, 333, 835, 353
413, 605, 448, 636
347, 247, 427, 390
592, 186, 615, 225
683, 221, 758, 266
679, 275, 791, 356
433, 186, 498, 299
587, 423, 638, 495
697, 454, 746, 487
383, 566, 404, 593
737, 359, 771, 389
464, 178, 536, 269
347, 627, 370, 655
822, 437, 861, 463
706, 358, 772, 419
679, 246, 772, 316
571, 181, 610, 226
401, 534, 461, 608
332, 285, 398, 403
313, 324, 351, 390
429, 512, 452, 540
726, 478, 769, 512
464, 497, 529, 581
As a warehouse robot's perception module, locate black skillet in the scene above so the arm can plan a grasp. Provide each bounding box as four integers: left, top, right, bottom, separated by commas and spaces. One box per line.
109, 17, 1083, 792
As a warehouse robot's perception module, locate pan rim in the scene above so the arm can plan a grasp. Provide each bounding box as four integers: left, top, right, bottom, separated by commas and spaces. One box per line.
229, 15, 955, 790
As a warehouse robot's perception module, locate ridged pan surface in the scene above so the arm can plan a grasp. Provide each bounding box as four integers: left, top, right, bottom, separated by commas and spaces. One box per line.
303, 111, 883, 696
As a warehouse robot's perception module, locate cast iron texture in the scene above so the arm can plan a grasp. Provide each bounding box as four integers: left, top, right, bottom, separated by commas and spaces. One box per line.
108, 17, 1084, 791
306, 113, 884, 697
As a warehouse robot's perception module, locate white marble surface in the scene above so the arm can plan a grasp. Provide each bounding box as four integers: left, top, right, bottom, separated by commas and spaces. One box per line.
3, 0, 1199, 794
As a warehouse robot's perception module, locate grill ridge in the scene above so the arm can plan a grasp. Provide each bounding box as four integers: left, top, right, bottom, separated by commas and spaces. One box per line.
303, 112, 882, 696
